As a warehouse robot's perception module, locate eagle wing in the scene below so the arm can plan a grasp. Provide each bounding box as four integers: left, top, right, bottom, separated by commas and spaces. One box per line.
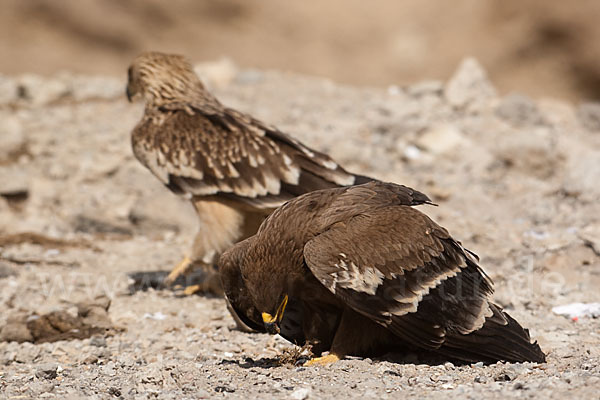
303, 204, 495, 350
131, 104, 363, 210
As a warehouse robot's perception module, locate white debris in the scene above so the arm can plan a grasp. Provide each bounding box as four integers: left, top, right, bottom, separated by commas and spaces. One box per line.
552, 303, 600, 319
403, 144, 422, 160
143, 312, 167, 321
291, 387, 311, 400
415, 124, 467, 155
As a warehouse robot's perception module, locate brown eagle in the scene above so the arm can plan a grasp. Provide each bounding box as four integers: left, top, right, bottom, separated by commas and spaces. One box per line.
126, 51, 371, 294
219, 181, 546, 365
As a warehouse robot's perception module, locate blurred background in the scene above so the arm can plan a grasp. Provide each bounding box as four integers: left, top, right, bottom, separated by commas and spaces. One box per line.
2, 0, 600, 101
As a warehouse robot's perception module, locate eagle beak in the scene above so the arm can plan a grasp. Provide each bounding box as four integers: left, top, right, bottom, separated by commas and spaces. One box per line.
126, 85, 134, 102
262, 295, 288, 335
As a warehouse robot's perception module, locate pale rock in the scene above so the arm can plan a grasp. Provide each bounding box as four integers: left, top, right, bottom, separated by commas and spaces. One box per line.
562, 150, 600, 199
415, 124, 467, 155
0, 114, 26, 163
35, 363, 58, 380
195, 58, 238, 89
445, 57, 496, 109
291, 387, 311, 399
0, 165, 29, 196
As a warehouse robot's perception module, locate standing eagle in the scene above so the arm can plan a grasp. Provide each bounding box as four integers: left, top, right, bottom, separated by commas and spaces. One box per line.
219, 181, 546, 365
126, 51, 371, 294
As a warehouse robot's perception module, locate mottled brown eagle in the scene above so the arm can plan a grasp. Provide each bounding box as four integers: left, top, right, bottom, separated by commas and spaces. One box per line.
219, 181, 546, 365
126, 51, 371, 294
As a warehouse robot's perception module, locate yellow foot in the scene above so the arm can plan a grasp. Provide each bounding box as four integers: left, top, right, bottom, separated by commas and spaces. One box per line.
183, 284, 202, 296
164, 256, 192, 286
305, 354, 340, 366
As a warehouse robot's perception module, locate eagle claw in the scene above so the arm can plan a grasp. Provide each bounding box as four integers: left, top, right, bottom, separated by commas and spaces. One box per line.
305, 354, 340, 366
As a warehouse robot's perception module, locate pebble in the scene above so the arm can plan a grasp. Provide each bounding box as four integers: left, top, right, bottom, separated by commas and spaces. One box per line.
291, 387, 311, 399
0, 165, 29, 196
0, 114, 26, 163
90, 335, 107, 347
35, 364, 58, 380
415, 124, 467, 155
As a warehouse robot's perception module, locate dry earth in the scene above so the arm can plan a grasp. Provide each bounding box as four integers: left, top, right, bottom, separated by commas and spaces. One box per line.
0, 59, 600, 399
4, 0, 600, 101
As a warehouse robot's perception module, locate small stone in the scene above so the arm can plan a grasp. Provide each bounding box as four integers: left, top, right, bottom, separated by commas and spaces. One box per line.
291, 387, 311, 400
494, 371, 515, 382
90, 335, 107, 347
415, 124, 467, 155
214, 385, 235, 393
82, 355, 99, 365
35, 363, 58, 380
0, 114, 26, 163
562, 151, 600, 199
0, 165, 29, 196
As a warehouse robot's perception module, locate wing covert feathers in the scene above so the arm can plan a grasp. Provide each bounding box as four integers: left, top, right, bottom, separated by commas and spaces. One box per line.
132, 104, 364, 210
302, 182, 543, 362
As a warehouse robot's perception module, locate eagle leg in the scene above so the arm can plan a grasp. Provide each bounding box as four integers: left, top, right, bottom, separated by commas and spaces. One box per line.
164, 255, 193, 286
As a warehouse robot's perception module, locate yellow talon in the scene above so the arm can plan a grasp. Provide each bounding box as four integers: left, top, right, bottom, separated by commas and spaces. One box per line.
164, 256, 193, 285
183, 284, 202, 296
305, 354, 340, 366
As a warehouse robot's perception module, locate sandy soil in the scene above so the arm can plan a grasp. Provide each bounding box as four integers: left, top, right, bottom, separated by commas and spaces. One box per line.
4, 0, 600, 101
0, 59, 599, 399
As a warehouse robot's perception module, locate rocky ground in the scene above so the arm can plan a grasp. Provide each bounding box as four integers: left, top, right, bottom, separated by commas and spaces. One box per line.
0, 59, 599, 399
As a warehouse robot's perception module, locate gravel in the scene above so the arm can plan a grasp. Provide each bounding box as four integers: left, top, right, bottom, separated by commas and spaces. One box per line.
0, 58, 599, 398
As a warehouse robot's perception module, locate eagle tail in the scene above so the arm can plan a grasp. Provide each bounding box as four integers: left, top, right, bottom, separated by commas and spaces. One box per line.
439, 303, 546, 364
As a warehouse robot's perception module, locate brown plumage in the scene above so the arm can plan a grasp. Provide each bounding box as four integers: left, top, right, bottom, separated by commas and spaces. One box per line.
219, 181, 546, 365
126, 51, 372, 293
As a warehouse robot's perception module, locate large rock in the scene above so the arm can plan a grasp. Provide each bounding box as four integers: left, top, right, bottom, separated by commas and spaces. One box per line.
444, 57, 497, 110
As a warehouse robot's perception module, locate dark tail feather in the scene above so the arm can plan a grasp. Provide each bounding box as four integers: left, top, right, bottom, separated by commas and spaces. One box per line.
439, 304, 546, 364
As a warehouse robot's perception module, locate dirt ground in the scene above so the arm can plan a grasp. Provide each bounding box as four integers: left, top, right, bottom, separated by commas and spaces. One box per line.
1, 59, 600, 398
4, 0, 600, 101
